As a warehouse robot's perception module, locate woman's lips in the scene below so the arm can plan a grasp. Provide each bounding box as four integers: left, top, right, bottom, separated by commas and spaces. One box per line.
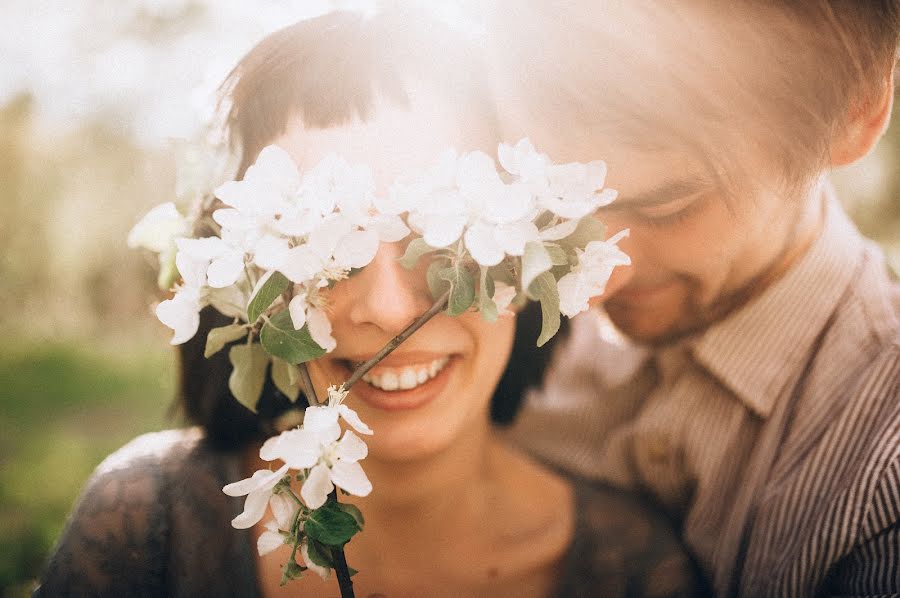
334, 355, 458, 412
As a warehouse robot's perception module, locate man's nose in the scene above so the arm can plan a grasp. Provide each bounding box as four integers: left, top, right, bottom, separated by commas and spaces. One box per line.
346, 242, 435, 335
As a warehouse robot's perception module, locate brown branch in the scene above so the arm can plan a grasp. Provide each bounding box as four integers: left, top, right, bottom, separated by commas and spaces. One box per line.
297, 363, 354, 598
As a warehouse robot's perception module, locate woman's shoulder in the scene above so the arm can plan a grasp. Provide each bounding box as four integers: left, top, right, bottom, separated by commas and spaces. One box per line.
34, 428, 250, 597
558, 478, 711, 597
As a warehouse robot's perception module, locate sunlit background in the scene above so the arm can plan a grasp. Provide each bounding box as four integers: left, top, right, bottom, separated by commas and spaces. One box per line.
1, 1, 897, 595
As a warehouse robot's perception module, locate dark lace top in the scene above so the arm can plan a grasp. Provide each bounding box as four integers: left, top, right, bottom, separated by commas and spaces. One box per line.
34, 429, 707, 597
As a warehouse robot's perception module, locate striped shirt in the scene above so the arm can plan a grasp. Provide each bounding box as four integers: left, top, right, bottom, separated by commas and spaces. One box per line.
504, 190, 900, 597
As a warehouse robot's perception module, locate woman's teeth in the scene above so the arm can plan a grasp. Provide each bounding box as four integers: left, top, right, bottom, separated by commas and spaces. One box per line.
361, 357, 450, 391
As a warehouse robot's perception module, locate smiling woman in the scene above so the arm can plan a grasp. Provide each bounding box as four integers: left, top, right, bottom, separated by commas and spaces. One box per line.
34, 7, 705, 597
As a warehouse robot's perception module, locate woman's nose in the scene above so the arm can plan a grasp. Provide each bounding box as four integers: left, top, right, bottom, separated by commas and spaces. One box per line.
345, 242, 435, 335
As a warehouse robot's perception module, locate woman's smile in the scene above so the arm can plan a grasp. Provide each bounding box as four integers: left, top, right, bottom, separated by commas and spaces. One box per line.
327, 352, 461, 412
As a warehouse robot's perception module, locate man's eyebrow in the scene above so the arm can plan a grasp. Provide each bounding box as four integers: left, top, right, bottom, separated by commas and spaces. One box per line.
608, 177, 712, 208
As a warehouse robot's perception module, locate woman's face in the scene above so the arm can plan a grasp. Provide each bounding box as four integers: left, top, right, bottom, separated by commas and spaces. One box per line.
272, 86, 516, 462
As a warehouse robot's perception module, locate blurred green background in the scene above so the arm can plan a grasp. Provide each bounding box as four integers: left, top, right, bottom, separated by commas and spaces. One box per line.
0, 2, 898, 596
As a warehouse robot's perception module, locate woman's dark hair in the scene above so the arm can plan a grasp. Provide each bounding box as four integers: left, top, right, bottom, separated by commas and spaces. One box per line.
177, 9, 568, 449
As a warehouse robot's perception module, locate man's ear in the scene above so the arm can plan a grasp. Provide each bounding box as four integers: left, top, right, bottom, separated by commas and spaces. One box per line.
830, 70, 895, 167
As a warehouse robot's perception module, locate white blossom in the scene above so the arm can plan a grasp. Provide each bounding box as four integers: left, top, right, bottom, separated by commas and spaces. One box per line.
257, 389, 373, 510
557, 230, 631, 317
257, 521, 287, 556
222, 464, 290, 530
499, 138, 618, 219
126, 202, 188, 254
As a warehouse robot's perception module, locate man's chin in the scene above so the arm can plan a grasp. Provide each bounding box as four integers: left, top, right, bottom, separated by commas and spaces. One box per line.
605, 303, 699, 347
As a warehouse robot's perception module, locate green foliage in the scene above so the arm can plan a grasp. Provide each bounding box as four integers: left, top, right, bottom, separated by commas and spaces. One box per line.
248, 271, 290, 323
426, 257, 452, 299
0, 342, 170, 593
521, 241, 553, 291
227, 343, 270, 413
280, 559, 306, 586
271, 358, 300, 402
204, 323, 247, 358
397, 238, 433, 270
527, 271, 561, 347
260, 311, 326, 365
305, 502, 363, 546
438, 264, 476, 316
334, 502, 365, 528
477, 267, 498, 322
305, 539, 335, 568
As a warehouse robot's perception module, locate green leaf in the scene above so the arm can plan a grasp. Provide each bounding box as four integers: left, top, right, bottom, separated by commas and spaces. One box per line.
260, 310, 326, 365
488, 260, 516, 287
204, 323, 248, 358
248, 271, 290, 323
398, 238, 433, 270
305, 539, 335, 569
439, 265, 476, 316
558, 216, 607, 252
335, 502, 365, 528
545, 244, 570, 266
477, 267, 498, 322
280, 560, 305, 585
527, 271, 561, 347
228, 343, 270, 412
271, 358, 300, 401
521, 241, 553, 291
426, 257, 452, 300
305, 502, 362, 546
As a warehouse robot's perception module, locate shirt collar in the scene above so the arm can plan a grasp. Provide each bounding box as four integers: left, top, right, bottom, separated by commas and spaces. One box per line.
691, 185, 865, 418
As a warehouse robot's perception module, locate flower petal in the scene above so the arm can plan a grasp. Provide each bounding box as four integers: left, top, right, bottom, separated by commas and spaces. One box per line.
338, 404, 373, 436
156, 289, 201, 345
333, 229, 379, 270
207, 251, 245, 288
223, 464, 289, 496
307, 308, 337, 353
257, 525, 285, 556
231, 487, 273, 530
301, 463, 333, 509
335, 431, 368, 462
301, 541, 331, 580
329, 460, 372, 497
288, 294, 308, 331
269, 492, 299, 531
557, 272, 590, 318
280, 245, 323, 283
308, 214, 353, 261
261, 428, 322, 469
464, 222, 504, 266
495, 220, 539, 257
253, 235, 289, 271
127, 202, 186, 253
367, 213, 410, 243
302, 406, 341, 443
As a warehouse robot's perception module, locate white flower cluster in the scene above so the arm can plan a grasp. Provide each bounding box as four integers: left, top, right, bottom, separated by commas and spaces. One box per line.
130, 137, 629, 352
223, 386, 372, 577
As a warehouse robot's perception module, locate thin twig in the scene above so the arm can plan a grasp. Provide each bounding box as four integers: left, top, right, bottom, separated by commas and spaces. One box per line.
296, 363, 354, 597
297, 362, 319, 407
343, 289, 451, 390
329, 490, 356, 598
